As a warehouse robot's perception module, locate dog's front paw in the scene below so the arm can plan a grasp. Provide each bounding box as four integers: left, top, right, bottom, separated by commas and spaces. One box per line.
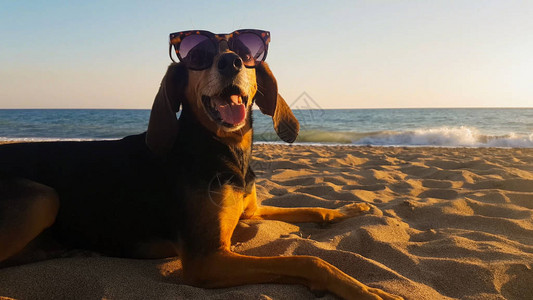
323, 202, 371, 223
339, 202, 371, 218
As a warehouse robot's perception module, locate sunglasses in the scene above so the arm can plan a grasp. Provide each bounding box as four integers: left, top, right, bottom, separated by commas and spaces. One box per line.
169, 29, 270, 70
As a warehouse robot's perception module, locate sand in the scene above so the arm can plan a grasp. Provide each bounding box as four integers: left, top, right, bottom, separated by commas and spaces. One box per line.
0, 144, 532, 299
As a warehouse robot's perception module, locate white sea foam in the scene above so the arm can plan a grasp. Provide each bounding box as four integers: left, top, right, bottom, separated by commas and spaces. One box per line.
353, 126, 533, 148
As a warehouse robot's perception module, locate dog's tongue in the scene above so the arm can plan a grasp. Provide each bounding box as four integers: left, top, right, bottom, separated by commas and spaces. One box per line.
215, 95, 246, 125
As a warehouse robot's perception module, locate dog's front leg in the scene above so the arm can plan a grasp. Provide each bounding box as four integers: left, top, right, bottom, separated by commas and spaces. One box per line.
250, 203, 371, 223
243, 183, 371, 224
183, 250, 402, 300
180, 185, 401, 300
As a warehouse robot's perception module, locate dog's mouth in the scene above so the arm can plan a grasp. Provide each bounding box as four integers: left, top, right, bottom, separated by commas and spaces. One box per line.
202, 85, 249, 128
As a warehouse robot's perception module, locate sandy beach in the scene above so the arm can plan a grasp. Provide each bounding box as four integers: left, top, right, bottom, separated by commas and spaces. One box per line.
0, 144, 532, 299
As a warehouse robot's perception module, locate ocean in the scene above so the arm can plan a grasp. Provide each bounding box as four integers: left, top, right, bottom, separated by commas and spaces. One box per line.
0, 108, 532, 148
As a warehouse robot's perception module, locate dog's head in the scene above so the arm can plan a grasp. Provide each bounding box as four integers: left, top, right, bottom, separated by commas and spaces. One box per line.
146, 30, 299, 155
184, 43, 257, 136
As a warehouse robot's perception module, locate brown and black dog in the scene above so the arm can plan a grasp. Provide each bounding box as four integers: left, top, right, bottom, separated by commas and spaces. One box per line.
0, 38, 402, 300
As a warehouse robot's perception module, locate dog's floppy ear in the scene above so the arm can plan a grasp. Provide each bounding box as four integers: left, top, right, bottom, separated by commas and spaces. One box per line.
255, 62, 299, 143
146, 63, 188, 156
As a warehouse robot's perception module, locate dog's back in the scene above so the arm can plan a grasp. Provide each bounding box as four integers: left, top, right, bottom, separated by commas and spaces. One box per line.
0, 134, 181, 256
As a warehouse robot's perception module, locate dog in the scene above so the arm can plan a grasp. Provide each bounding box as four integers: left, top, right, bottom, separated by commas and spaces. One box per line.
0, 29, 401, 300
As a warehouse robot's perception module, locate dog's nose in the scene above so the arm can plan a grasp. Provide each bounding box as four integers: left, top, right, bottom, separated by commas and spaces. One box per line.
217, 53, 243, 77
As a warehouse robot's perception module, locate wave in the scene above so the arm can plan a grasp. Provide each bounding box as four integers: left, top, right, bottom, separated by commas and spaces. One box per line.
355, 127, 533, 148
255, 126, 533, 148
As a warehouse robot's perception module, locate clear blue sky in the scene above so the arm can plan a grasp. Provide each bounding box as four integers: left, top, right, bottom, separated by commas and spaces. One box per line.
1, 0, 532, 109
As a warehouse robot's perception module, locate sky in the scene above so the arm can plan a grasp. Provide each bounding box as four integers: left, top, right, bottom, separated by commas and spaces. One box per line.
1, 0, 532, 109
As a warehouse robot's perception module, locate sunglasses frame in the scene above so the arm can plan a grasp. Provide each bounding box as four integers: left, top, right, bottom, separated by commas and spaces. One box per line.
169, 29, 271, 70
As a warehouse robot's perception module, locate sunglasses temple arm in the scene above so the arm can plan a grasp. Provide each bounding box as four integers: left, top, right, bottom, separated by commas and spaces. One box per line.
169, 44, 178, 63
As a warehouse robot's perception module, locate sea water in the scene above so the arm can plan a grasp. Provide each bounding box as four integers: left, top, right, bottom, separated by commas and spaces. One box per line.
0, 108, 532, 148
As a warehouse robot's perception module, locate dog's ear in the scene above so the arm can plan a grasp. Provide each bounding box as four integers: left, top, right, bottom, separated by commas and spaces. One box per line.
255, 62, 299, 143
146, 63, 188, 156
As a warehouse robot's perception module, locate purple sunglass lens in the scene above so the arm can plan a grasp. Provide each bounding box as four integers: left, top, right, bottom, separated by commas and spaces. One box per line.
179, 35, 217, 69
230, 33, 265, 66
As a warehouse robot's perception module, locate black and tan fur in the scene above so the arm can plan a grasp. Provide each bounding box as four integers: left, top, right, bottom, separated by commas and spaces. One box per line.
0, 42, 401, 300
